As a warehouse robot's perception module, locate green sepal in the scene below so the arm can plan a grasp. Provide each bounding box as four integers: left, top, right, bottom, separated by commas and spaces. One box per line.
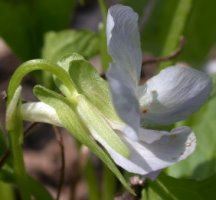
33, 85, 134, 194
54, 54, 129, 157
69, 58, 121, 122
54, 53, 122, 123
53, 53, 84, 97
77, 94, 129, 158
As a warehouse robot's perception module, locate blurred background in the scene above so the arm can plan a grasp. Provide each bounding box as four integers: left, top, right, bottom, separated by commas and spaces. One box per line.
1, 0, 216, 199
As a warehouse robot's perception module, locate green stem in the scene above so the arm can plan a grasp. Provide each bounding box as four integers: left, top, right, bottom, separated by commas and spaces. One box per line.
102, 166, 117, 200
159, 0, 193, 70
83, 160, 100, 200
9, 129, 31, 200
6, 89, 31, 200
7, 59, 76, 103
98, 0, 107, 24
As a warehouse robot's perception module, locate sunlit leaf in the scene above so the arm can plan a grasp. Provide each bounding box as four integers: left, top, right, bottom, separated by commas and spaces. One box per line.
42, 30, 99, 62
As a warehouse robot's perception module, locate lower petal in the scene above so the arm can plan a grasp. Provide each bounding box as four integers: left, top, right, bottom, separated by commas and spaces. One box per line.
100, 126, 196, 175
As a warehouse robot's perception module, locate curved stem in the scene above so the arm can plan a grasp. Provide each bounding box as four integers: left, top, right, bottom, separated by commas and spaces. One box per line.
7, 59, 76, 103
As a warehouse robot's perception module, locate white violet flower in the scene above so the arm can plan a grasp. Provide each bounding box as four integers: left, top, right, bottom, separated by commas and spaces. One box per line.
21, 4, 212, 177
104, 5, 212, 175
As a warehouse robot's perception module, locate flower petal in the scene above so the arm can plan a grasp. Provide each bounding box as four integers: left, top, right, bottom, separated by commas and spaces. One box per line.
106, 63, 140, 133
107, 4, 142, 87
21, 102, 62, 126
101, 126, 196, 175
205, 60, 216, 74
138, 126, 192, 144
138, 65, 212, 125
106, 118, 139, 141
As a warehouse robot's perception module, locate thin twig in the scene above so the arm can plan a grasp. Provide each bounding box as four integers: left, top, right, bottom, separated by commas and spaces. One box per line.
24, 122, 38, 137
53, 126, 65, 200
142, 36, 186, 66
0, 122, 37, 169
0, 149, 10, 169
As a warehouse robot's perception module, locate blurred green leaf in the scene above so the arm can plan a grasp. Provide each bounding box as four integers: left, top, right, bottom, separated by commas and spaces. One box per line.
33, 85, 134, 194
141, 0, 216, 66
121, 0, 148, 16
0, 169, 53, 200
141, 0, 178, 55
143, 173, 216, 200
42, 30, 99, 62
0, 181, 14, 200
0, 0, 76, 60
167, 76, 216, 180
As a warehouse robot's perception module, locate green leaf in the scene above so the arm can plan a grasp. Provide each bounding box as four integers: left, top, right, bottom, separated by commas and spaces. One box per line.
143, 173, 216, 200
167, 77, 216, 180
33, 85, 134, 194
141, 0, 216, 66
42, 30, 99, 63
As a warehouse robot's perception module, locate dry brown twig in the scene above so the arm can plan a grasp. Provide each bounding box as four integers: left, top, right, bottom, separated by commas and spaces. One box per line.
142, 37, 186, 66
53, 126, 65, 200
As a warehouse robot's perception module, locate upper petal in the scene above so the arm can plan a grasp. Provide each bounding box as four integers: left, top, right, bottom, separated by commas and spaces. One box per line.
138, 65, 212, 125
106, 63, 140, 133
107, 4, 142, 87
101, 126, 196, 175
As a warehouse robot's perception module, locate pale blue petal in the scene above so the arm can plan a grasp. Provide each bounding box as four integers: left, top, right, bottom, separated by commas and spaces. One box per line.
107, 4, 142, 87
138, 65, 212, 125
98, 126, 196, 175
106, 63, 140, 133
